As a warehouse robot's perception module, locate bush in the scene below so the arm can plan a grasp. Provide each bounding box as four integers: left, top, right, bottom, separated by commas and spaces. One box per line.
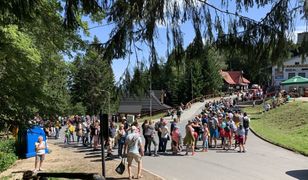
0, 152, 17, 172
0, 139, 16, 153
0, 139, 17, 172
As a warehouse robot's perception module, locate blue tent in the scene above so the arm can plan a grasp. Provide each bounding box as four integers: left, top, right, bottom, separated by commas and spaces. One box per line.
17, 126, 49, 158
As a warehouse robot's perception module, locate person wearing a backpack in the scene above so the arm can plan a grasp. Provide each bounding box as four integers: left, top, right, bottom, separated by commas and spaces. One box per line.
208, 114, 218, 148
155, 118, 163, 152
243, 112, 250, 144
145, 120, 159, 156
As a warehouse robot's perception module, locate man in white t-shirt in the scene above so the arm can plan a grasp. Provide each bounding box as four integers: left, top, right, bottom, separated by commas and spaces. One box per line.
125, 126, 144, 179
34, 136, 46, 172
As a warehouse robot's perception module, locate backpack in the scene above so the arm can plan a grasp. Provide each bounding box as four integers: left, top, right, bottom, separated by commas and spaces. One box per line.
243, 117, 249, 129
155, 122, 160, 131
208, 118, 217, 130
224, 122, 231, 132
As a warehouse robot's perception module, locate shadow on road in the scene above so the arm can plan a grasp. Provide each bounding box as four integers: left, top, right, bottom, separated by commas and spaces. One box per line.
286, 169, 308, 180
106, 177, 129, 180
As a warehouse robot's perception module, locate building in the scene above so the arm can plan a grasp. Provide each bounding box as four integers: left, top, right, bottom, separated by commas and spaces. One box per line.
297, 32, 308, 44
272, 56, 308, 86
220, 70, 250, 90
118, 90, 172, 116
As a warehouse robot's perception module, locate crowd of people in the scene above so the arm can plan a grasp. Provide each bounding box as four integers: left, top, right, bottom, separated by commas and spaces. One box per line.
34, 96, 250, 157
32, 97, 251, 178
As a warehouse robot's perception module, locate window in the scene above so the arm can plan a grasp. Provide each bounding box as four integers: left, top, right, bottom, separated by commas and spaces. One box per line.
298, 73, 306, 78
288, 73, 295, 79
295, 62, 300, 65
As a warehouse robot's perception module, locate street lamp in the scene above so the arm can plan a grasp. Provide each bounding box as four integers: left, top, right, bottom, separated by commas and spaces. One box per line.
101, 90, 110, 119
100, 89, 110, 178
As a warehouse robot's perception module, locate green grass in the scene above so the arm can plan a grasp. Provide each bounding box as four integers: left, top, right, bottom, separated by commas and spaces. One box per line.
138, 112, 167, 123
244, 101, 308, 155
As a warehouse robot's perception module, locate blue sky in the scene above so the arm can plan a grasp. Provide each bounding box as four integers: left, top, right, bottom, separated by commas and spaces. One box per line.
73, 0, 307, 83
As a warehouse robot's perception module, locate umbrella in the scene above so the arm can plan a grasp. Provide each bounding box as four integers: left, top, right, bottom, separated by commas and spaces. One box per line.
281, 76, 308, 85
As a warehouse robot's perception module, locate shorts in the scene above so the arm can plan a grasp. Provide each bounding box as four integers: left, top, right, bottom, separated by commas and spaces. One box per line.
35, 154, 45, 161
245, 129, 249, 136
127, 152, 141, 165
224, 131, 231, 139
210, 129, 219, 138
238, 136, 244, 144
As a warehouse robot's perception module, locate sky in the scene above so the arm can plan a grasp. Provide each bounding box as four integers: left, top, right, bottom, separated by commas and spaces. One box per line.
72, 0, 307, 83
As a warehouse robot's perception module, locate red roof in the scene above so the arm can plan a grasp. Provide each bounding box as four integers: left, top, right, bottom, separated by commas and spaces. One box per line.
220, 70, 250, 85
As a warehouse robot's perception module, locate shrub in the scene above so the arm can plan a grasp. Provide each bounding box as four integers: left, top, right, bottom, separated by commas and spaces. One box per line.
0, 139, 16, 153
0, 152, 17, 172
0, 139, 17, 172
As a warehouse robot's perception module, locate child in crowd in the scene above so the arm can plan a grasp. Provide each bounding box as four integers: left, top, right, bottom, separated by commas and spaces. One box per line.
202, 123, 209, 152
171, 126, 181, 154
237, 124, 246, 153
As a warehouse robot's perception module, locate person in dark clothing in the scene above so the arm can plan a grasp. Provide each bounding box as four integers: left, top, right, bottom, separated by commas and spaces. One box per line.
142, 120, 149, 154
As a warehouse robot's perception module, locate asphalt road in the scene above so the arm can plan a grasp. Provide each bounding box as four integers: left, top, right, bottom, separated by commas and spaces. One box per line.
141, 100, 308, 180
52, 98, 308, 180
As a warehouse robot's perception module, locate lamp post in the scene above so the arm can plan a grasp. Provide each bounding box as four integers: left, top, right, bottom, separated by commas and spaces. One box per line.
101, 90, 110, 119
100, 90, 110, 178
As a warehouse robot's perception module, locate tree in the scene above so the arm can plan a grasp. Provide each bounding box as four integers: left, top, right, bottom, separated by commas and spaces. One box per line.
69, 37, 116, 115
0, 0, 85, 126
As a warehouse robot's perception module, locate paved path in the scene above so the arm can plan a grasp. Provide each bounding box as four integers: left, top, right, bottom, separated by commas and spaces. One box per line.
141, 99, 308, 180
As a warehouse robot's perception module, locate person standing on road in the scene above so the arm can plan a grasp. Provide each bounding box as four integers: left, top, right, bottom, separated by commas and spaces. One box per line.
202, 123, 209, 152
183, 121, 195, 156
237, 124, 246, 153
160, 120, 169, 153
117, 124, 126, 157
145, 120, 159, 156
93, 120, 100, 150
108, 121, 117, 156
208, 114, 218, 148
76, 120, 83, 144
243, 112, 250, 144
54, 119, 61, 139
125, 126, 144, 180
34, 136, 46, 172
141, 120, 149, 154
155, 118, 164, 152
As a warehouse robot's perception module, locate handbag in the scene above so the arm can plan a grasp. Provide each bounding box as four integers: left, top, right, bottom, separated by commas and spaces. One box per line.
115, 158, 126, 175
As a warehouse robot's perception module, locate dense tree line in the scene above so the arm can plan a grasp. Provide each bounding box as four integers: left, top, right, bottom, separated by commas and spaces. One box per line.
1, 0, 308, 127
120, 37, 223, 106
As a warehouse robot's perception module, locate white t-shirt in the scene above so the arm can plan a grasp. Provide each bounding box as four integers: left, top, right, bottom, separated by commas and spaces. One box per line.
36, 141, 46, 155
160, 125, 169, 138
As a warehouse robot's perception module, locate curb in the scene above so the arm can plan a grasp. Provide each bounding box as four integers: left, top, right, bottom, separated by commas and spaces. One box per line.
250, 127, 308, 157
114, 158, 166, 180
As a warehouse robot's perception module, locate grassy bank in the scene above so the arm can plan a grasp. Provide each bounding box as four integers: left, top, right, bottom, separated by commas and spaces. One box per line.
245, 101, 308, 155
0, 139, 17, 172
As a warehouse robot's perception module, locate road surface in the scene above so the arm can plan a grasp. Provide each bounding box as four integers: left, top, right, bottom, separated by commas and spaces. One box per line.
141, 99, 308, 180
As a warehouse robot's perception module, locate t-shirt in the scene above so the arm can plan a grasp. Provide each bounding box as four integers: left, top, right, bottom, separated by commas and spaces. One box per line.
237, 128, 245, 136
36, 141, 46, 155
202, 117, 208, 125
160, 125, 169, 138
208, 118, 218, 130
126, 133, 142, 154
109, 127, 117, 138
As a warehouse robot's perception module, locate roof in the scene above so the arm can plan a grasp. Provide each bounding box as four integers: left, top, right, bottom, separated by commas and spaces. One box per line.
220, 71, 250, 85
118, 90, 172, 114
281, 76, 308, 85
118, 105, 142, 114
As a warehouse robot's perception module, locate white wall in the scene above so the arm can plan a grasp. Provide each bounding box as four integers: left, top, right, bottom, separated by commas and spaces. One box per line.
272, 56, 308, 86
